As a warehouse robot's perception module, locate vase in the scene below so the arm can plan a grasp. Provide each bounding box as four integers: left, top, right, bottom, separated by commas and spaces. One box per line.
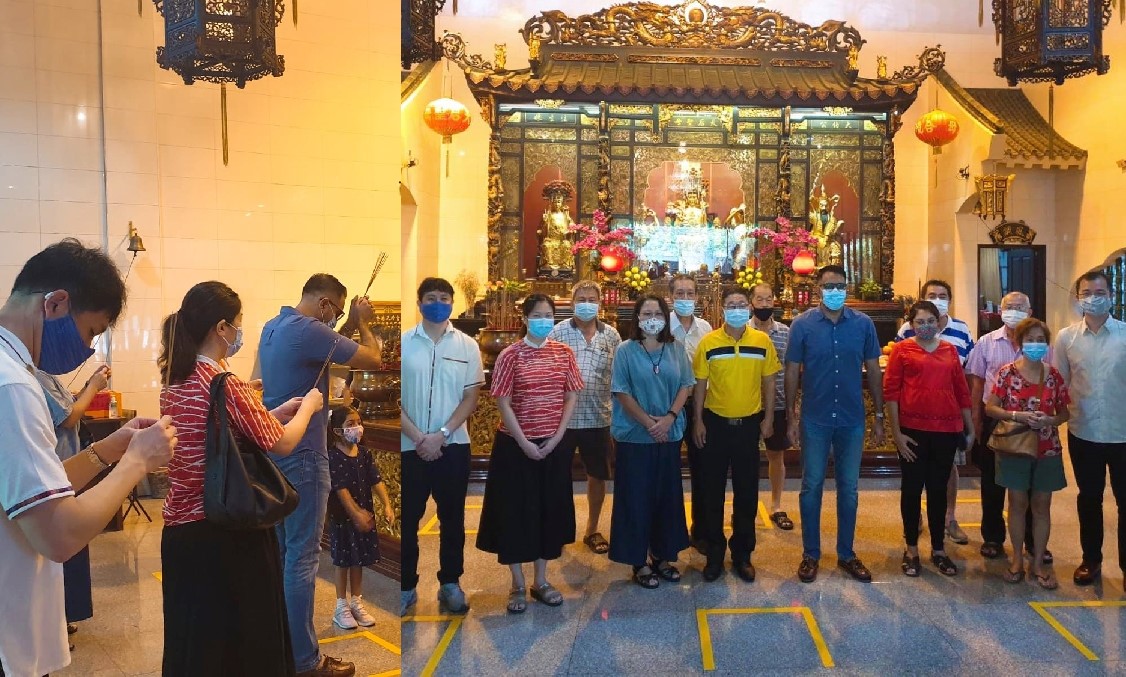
477, 328, 522, 370
350, 369, 401, 420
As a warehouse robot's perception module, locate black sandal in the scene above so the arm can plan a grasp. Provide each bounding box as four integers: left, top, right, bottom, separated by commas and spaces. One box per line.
901, 551, 921, 577
770, 511, 795, 530
931, 553, 958, 576
633, 565, 660, 589
651, 559, 681, 582
583, 532, 610, 554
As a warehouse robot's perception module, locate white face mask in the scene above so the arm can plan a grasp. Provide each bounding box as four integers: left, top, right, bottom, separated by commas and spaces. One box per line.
927, 298, 949, 318
639, 317, 666, 336
1001, 309, 1029, 329
223, 325, 244, 358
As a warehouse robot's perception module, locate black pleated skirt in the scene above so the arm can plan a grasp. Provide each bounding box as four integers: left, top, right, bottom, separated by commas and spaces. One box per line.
161, 519, 295, 677
476, 431, 576, 564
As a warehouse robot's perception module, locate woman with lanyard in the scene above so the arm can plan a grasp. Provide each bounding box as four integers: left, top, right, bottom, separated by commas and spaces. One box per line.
608, 295, 693, 587
476, 293, 583, 613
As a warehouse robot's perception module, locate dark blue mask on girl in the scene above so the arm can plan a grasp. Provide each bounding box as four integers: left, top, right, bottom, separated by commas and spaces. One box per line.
40, 313, 95, 375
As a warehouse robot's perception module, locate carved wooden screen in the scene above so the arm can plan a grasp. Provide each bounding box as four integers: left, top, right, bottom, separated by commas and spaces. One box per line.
1103, 251, 1126, 321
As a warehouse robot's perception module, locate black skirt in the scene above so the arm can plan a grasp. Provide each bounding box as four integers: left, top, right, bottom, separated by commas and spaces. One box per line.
476, 431, 576, 564
161, 520, 295, 677
63, 545, 93, 623
608, 441, 690, 566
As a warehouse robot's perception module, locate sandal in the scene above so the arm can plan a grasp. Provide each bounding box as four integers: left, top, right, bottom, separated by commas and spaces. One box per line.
980, 542, 1004, 559
632, 565, 660, 589
1034, 571, 1059, 590
506, 587, 527, 614
651, 559, 682, 583
931, 554, 958, 577
1003, 568, 1025, 584
770, 511, 795, 530
530, 582, 563, 607
583, 532, 610, 554
901, 551, 921, 578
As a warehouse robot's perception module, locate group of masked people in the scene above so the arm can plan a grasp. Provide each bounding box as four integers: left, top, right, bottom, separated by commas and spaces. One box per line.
402, 263, 1126, 615
1, 239, 385, 677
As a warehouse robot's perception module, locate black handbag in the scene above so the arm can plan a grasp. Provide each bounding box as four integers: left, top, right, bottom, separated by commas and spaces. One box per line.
203, 371, 299, 530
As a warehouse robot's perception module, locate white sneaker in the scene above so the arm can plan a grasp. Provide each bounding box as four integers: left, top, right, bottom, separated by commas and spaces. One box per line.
349, 595, 376, 627
333, 599, 358, 629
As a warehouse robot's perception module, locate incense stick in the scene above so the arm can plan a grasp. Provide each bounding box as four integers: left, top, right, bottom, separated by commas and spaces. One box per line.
363, 252, 388, 298
312, 338, 340, 391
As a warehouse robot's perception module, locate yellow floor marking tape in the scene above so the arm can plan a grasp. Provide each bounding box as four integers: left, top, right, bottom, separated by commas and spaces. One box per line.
402, 615, 466, 677
319, 629, 401, 656
696, 607, 834, 670
418, 505, 483, 536
1028, 600, 1126, 661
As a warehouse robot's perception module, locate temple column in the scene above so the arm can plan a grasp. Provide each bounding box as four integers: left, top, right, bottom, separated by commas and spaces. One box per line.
879, 110, 902, 287
597, 101, 611, 214
776, 105, 792, 218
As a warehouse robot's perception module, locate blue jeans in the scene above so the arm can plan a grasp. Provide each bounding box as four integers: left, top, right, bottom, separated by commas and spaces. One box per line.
799, 420, 865, 561
273, 449, 330, 673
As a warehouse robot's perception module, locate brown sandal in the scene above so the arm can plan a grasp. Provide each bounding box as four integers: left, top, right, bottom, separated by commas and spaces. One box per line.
583, 532, 609, 554
1034, 571, 1059, 590
1003, 568, 1025, 584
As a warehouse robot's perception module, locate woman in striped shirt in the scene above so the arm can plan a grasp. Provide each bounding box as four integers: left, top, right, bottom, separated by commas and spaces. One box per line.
158, 281, 323, 677
476, 293, 584, 613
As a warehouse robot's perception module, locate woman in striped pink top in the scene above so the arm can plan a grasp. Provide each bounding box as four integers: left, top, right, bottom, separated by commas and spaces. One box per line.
158, 281, 323, 677
476, 293, 584, 613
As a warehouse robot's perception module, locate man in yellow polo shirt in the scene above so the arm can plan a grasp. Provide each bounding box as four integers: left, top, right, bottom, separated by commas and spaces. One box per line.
692, 287, 780, 583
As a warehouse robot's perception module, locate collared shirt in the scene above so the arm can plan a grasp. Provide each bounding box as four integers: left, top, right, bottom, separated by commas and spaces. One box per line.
895, 316, 975, 365
754, 319, 789, 410
0, 326, 73, 677
693, 326, 781, 418
965, 326, 1054, 403
1055, 316, 1126, 443
547, 318, 621, 429
670, 314, 713, 364
786, 306, 881, 428
400, 322, 485, 450
491, 339, 584, 439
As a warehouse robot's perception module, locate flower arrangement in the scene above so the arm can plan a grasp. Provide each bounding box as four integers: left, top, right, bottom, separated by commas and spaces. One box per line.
570, 209, 634, 261
857, 278, 882, 301
621, 266, 650, 295
750, 216, 819, 267
484, 278, 529, 331
735, 266, 765, 291
454, 269, 481, 313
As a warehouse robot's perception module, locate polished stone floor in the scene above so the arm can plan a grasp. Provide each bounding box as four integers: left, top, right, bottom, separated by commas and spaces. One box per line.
56, 499, 401, 677
405, 458, 1126, 676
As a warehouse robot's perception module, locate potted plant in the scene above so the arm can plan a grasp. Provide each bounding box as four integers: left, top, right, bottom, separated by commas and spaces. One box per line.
857, 278, 882, 302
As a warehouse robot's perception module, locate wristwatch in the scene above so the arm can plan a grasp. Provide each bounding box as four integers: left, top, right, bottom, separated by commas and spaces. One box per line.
440, 426, 451, 440
85, 443, 109, 471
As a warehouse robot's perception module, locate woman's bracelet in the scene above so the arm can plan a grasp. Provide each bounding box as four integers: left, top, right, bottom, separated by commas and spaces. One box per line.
85, 443, 109, 471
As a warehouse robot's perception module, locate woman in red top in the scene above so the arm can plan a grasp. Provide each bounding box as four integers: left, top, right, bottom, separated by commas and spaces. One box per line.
985, 317, 1070, 590
159, 281, 323, 677
476, 293, 583, 614
884, 301, 973, 578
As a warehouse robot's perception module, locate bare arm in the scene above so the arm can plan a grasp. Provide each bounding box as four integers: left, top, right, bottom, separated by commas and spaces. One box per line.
761, 374, 775, 414
496, 396, 530, 446
616, 391, 658, 429
401, 411, 425, 446
693, 379, 707, 422
784, 362, 801, 416
443, 385, 482, 434
969, 375, 985, 436
62, 382, 99, 429
343, 321, 383, 370
268, 389, 322, 456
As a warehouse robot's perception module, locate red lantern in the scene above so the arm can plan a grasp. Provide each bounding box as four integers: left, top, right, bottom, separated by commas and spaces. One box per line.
792, 250, 816, 276
914, 109, 959, 152
600, 253, 624, 273
423, 98, 471, 143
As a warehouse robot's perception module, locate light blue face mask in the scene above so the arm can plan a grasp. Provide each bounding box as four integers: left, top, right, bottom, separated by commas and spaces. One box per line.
822, 289, 847, 311
573, 302, 599, 322
1022, 342, 1048, 362
527, 317, 554, 339
672, 299, 696, 317
723, 308, 750, 329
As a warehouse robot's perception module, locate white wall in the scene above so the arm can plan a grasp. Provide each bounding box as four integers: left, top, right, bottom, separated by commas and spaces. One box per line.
0, 0, 401, 416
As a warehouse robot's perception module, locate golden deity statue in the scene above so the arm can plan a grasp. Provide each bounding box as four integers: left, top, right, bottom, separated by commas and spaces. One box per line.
494, 43, 507, 70
666, 168, 709, 227
808, 181, 844, 267
538, 180, 576, 274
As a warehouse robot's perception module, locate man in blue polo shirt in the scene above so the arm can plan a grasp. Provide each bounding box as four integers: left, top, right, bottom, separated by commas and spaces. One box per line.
258, 273, 383, 677
785, 265, 886, 584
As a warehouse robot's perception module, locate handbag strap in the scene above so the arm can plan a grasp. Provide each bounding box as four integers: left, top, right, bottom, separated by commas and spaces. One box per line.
207, 370, 234, 439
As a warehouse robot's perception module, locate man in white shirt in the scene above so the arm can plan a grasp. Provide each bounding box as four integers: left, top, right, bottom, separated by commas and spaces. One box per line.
893, 280, 975, 545
1054, 271, 1126, 588
667, 274, 712, 549
0, 239, 176, 677
400, 277, 484, 617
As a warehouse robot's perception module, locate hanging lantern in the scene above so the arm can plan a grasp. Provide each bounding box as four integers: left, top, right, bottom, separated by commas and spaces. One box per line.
993, 0, 1110, 86
154, 0, 286, 88
423, 98, 471, 143
792, 250, 817, 277
600, 253, 625, 273
914, 109, 959, 153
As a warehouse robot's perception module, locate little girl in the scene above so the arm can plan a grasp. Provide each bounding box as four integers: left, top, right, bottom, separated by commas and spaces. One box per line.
328, 405, 395, 629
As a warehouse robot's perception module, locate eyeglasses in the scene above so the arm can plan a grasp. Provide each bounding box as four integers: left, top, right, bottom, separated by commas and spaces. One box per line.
819, 283, 847, 291
323, 298, 345, 326
723, 303, 749, 310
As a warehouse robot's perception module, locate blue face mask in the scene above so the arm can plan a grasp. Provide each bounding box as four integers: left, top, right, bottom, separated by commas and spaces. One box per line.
673, 299, 696, 317
822, 289, 847, 311
419, 301, 453, 324
723, 308, 750, 329
1022, 342, 1048, 362
573, 302, 599, 322
40, 313, 95, 375
527, 317, 554, 339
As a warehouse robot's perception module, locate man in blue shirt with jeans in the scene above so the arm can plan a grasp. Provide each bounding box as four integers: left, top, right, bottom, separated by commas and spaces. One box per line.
258, 274, 383, 677
785, 265, 886, 584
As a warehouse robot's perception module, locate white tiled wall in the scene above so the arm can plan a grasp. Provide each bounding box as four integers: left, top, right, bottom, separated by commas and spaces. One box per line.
0, 0, 400, 416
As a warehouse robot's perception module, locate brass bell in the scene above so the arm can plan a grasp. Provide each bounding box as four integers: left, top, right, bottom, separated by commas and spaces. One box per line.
126, 222, 146, 253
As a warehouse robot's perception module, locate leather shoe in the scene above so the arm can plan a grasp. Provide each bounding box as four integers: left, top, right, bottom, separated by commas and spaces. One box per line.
733, 561, 756, 582
798, 555, 819, 583
838, 557, 873, 582
297, 655, 356, 677
1074, 562, 1101, 586
702, 560, 723, 582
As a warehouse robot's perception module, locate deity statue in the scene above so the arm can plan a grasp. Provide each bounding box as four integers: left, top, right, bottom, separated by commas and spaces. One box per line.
666, 168, 709, 227
877, 55, 888, 79
808, 181, 844, 268
494, 43, 507, 71
847, 45, 859, 71
538, 180, 576, 275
